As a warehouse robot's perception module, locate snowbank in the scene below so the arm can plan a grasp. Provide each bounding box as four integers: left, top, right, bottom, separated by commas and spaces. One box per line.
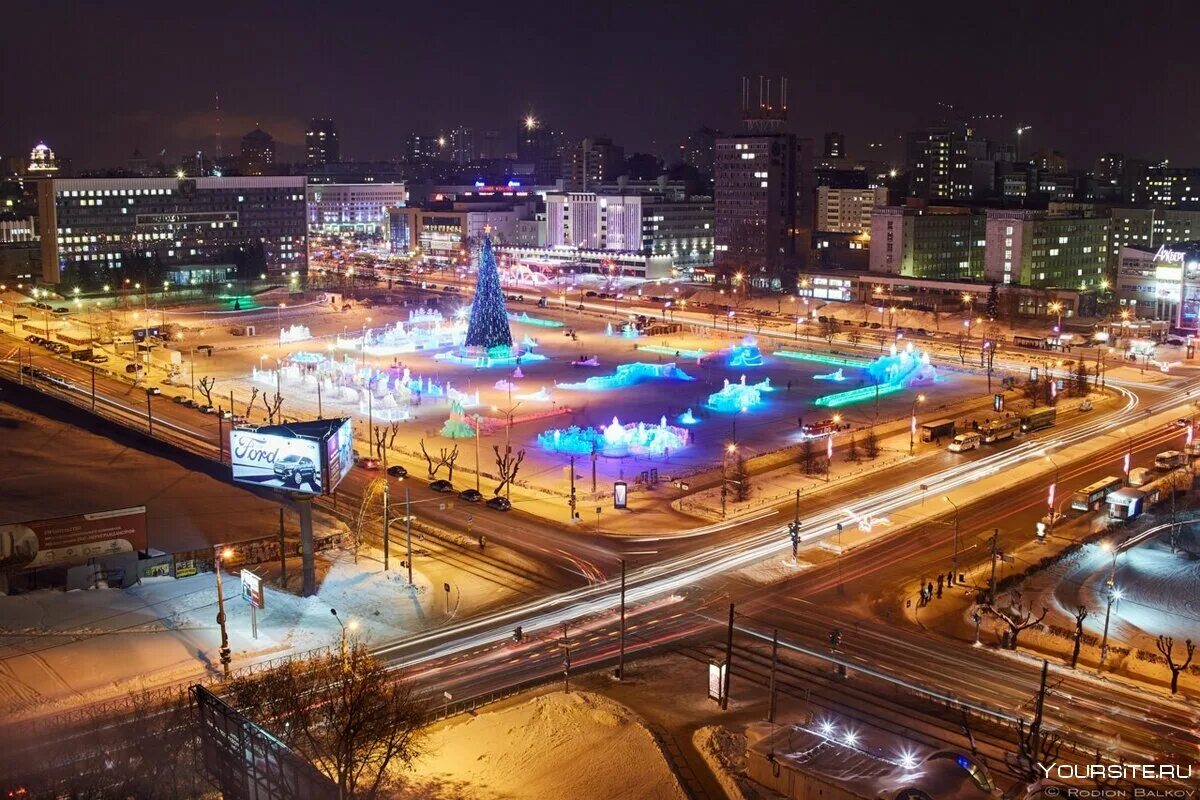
400, 691, 687, 800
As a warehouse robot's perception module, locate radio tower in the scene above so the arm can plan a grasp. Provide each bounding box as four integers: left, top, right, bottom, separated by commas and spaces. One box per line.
214, 93, 223, 161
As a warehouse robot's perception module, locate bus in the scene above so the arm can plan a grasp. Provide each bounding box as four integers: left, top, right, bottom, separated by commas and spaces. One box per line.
981, 417, 1019, 443
1020, 408, 1057, 432
1154, 450, 1187, 470
1013, 335, 1048, 350
1072, 476, 1123, 511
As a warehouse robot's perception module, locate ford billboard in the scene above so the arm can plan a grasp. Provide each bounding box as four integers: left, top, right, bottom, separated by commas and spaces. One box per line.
229, 418, 353, 496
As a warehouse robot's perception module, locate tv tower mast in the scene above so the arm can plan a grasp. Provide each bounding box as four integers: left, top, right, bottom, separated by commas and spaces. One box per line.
214, 93, 223, 161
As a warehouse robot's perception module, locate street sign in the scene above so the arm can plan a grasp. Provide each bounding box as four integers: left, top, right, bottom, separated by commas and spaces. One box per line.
240, 569, 264, 610
707, 661, 727, 702
613, 481, 628, 509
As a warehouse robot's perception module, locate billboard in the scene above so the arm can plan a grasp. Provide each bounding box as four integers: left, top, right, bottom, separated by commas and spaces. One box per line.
229, 418, 353, 496
0, 507, 147, 572
240, 569, 265, 609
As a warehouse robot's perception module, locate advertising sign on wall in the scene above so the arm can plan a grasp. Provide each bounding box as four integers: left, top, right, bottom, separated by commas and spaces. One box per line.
240, 569, 265, 610
230, 429, 324, 494
0, 507, 147, 572
326, 418, 354, 491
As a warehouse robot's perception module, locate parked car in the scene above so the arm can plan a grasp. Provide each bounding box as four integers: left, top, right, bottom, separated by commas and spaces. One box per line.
355, 457, 380, 470
386, 465, 408, 478
145, 387, 161, 396
1172, 417, 1191, 429
53, 307, 70, 315
429, 479, 454, 493
199, 405, 216, 414
486, 496, 512, 512
90, 355, 108, 364
173, 395, 189, 404
13, 314, 27, 320
124, 363, 143, 374
459, 488, 483, 503
51, 343, 69, 354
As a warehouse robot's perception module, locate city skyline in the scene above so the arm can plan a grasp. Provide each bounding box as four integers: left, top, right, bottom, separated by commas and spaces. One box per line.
5, 0, 1200, 169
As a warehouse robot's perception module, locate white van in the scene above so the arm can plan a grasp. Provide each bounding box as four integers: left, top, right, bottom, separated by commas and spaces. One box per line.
948, 432, 982, 452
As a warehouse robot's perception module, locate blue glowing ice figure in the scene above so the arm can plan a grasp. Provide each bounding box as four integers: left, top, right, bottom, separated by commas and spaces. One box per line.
557, 362, 694, 391
728, 336, 765, 368
605, 322, 614, 337
678, 408, 699, 425
538, 416, 690, 457
706, 374, 772, 413
814, 368, 846, 382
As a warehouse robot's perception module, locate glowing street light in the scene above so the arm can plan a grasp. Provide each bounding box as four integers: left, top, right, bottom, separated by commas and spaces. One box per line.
213, 546, 235, 677
1099, 585, 1123, 665
909, 394, 926, 455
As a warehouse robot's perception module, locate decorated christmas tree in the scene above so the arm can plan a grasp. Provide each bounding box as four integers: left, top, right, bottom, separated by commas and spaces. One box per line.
464, 234, 513, 352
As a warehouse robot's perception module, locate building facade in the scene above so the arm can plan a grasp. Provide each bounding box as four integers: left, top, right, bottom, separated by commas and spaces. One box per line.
240, 129, 276, 176
868, 205, 984, 280
815, 186, 887, 234
906, 126, 989, 200
306, 182, 406, 235
305, 119, 339, 168
562, 137, 625, 191
38, 176, 307, 286
983, 209, 1108, 289
713, 134, 798, 280
1109, 207, 1200, 269
1115, 241, 1200, 330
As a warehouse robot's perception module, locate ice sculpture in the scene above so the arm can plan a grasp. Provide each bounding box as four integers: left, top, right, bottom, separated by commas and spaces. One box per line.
538, 416, 690, 456
706, 374, 772, 413
557, 362, 695, 391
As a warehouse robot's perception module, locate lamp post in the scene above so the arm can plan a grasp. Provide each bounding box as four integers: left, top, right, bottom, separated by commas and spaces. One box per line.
909, 393, 926, 455
1046, 454, 1060, 533
330, 608, 358, 673
214, 546, 234, 678
1099, 586, 1123, 665
1048, 301, 1064, 341
943, 496, 960, 573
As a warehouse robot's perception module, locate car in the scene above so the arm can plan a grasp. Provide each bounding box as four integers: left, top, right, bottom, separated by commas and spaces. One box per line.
429, 479, 454, 493
459, 488, 483, 503
124, 363, 143, 374
1078, 400, 1093, 412
199, 404, 216, 414
52, 343, 69, 354
355, 456, 380, 470
486, 496, 512, 512
19, 365, 33, 376
273, 454, 316, 486
90, 355, 108, 364
1173, 418, 1191, 429
13, 314, 27, 320
218, 409, 233, 419
173, 395, 189, 404
870, 322, 882, 329
386, 465, 408, 478
231, 414, 250, 425
24, 335, 37, 343
53, 307, 69, 314
145, 387, 161, 396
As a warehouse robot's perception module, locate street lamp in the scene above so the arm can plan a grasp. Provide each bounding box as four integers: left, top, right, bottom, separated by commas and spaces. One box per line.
1099, 585, 1123, 665
908, 394, 926, 455
1048, 301, 1064, 339
214, 546, 234, 678
1045, 454, 1060, 532
943, 496, 960, 573
330, 608, 359, 672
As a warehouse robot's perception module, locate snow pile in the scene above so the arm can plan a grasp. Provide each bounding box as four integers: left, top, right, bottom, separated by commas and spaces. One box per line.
401, 692, 687, 800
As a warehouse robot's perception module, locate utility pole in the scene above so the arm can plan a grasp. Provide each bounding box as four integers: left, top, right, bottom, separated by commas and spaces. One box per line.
768, 628, 779, 723
569, 454, 577, 522
91, 364, 96, 411
278, 508, 287, 589
721, 603, 735, 710
562, 624, 571, 693
474, 417, 481, 492
383, 479, 390, 572
988, 528, 1000, 604
214, 547, 232, 678
404, 484, 413, 586
618, 559, 626, 681
217, 414, 224, 462
789, 489, 801, 561
146, 391, 153, 434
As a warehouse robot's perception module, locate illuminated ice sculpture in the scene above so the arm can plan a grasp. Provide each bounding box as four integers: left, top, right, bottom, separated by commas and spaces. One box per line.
728, 336, 765, 368
538, 416, 690, 456
706, 374, 773, 413
557, 362, 694, 391
813, 343, 940, 408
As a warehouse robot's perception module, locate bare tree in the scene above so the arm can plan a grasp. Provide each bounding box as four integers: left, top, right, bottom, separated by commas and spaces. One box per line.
847, 328, 862, 347
197, 375, 216, 406
1007, 661, 1063, 783
820, 317, 839, 343
227, 644, 426, 798
438, 444, 460, 482
799, 438, 816, 474
985, 590, 1048, 650
955, 333, 968, 365
373, 425, 389, 465
493, 445, 526, 497
863, 428, 880, 459
419, 438, 439, 478
248, 386, 260, 420
261, 391, 284, 424
1156, 636, 1195, 694
387, 421, 402, 450
352, 478, 387, 563
1022, 378, 1042, 408
1070, 605, 1089, 668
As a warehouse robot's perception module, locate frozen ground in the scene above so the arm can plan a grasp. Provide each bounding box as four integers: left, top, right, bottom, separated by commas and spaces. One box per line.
398, 691, 687, 800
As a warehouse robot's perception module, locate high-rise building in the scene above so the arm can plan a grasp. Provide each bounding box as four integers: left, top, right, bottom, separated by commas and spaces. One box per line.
479, 130, 506, 161
37, 176, 307, 286
405, 133, 446, 165
905, 125, 989, 200
823, 132, 844, 159
1139, 166, 1200, 208
306, 183, 406, 234
815, 186, 888, 234
983, 209, 1108, 289
681, 127, 722, 175
517, 118, 565, 181
562, 137, 625, 191
240, 129, 275, 175
713, 135, 799, 282
449, 127, 475, 166
868, 205, 985, 281
305, 119, 339, 168
27, 143, 59, 174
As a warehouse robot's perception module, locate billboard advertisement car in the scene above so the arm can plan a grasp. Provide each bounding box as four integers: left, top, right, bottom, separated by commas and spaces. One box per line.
230, 429, 324, 494
0, 507, 147, 572
229, 419, 354, 496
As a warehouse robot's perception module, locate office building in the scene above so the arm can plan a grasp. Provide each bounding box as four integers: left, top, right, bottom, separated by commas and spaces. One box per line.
713, 134, 798, 280
37, 176, 307, 286
822, 132, 844, 159
479, 129, 507, 161
543, 190, 714, 271
1139, 166, 1200, 208
906, 125, 989, 200
517, 119, 565, 181
1109, 207, 1200, 266
562, 137, 625, 191
305, 119, 339, 168
449, 127, 475, 166
680, 127, 722, 175
240, 129, 275, 175
387, 194, 538, 265
868, 205, 985, 281
405, 133, 445, 165
816, 186, 888, 234
0, 215, 39, 284
983, 209, 1108, 289
306, 182, 406, 234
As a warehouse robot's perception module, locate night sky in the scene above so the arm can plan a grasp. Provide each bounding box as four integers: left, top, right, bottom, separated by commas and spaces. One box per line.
4, 0, 1199, 170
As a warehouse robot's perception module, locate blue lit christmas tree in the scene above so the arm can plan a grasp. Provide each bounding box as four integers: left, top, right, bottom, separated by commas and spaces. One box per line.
464, 234, 513, 353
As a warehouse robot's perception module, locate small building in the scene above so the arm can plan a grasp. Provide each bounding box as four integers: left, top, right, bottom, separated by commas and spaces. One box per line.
746, 722, 997, 800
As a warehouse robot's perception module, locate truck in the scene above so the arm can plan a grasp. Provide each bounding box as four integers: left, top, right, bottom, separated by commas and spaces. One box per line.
981, 417, 1019, 443
920, 418, 956, 443
948, 432, 982, 452
1020, 408, 1057, 432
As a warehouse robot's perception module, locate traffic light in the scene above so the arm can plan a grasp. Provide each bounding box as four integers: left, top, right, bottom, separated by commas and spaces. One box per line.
829, 629, 842, 650
788, 520, 801, 559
